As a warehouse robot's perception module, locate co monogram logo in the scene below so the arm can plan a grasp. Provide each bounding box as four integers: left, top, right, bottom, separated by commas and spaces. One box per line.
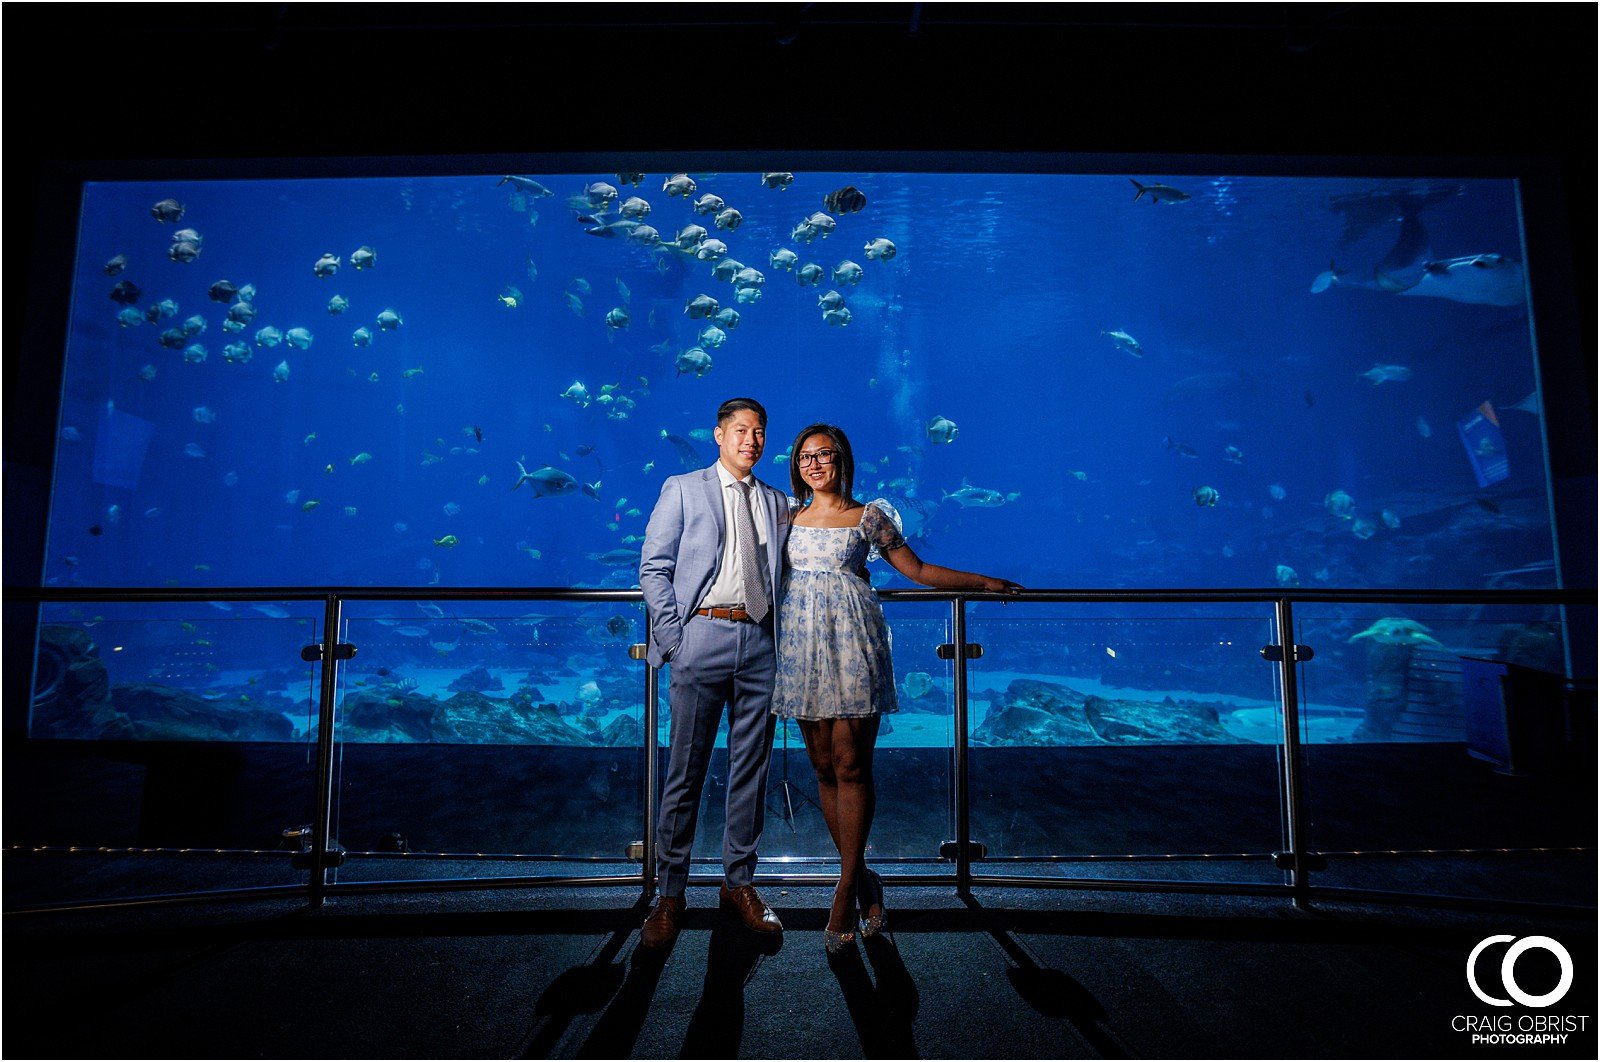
1467, 935, 1574, 1008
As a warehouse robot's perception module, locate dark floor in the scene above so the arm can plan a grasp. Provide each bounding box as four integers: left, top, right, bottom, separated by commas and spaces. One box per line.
4, 881, 1595, 1060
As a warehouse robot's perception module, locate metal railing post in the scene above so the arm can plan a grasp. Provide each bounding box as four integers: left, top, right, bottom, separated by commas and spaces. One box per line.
308, 593, 344, 907
952, 597, 972, 898
1273, 598, 1313, 909
642, 662, 660, 899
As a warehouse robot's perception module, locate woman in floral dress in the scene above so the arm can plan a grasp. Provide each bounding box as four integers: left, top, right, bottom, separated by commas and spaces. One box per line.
772, 422, 1021, 952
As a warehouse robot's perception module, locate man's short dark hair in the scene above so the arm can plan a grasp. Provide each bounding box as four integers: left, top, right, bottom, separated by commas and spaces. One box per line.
716, 397, 768, 427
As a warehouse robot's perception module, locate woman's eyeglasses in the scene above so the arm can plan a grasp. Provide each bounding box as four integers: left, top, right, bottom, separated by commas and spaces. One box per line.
795, 449, 838, 467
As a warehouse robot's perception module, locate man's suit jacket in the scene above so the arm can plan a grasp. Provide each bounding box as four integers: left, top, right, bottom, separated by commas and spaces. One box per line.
639, 464, 791, 668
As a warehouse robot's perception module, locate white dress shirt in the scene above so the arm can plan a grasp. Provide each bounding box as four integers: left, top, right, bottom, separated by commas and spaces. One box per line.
701, 461, 769, 609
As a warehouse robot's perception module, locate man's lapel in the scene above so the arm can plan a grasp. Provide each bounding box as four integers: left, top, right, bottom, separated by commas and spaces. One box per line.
700, 465, 725, 543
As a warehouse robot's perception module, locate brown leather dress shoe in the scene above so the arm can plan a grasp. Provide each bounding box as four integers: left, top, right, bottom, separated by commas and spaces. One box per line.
640, 895, 685, 948
719, 884, 783, 934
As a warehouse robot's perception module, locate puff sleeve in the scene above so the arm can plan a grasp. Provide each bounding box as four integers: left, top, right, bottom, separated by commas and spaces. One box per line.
860, 498, 907, 562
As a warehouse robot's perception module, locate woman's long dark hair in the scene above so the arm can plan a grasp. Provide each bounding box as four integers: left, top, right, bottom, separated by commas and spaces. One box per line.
788, 422, 854, 508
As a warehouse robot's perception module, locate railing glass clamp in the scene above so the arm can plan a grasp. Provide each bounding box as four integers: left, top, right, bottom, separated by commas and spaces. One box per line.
292, 840, 346, 870
301, 642, 357, 662
1272, 850, 1327, 871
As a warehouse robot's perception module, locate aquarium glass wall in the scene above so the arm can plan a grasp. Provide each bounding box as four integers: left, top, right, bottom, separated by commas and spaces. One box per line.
12, 600, 321, 904
49, 170, 1553, 598
328, 600, 646, 879
964, 602, 1289, 881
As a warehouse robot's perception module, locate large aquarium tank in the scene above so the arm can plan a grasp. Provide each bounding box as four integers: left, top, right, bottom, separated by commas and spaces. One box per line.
20, 164, 1579, 902
49, 169, 1552, 595
41, 168, 1560, 690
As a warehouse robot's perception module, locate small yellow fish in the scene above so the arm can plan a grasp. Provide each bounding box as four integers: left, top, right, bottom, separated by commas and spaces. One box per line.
368, 372, 379, 383
324, 464, 335, 474
434, 535, 459, 547
478, 475, 489, 486
402, 367, 424, 379
304, 432, 317, 445
351, 452, 373, 465
238, 695, 252, 703
521, 547, 542, 560
302, 500, 321, 511
180, 621, 197, 632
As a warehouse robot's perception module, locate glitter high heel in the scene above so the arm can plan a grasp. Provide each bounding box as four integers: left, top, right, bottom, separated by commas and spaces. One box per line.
823, 924, 857, 953
825, 880, 857, 953
858, 867, 888, 938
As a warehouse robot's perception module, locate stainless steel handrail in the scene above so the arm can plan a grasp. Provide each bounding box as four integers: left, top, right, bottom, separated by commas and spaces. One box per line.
6, 586, 1591, 604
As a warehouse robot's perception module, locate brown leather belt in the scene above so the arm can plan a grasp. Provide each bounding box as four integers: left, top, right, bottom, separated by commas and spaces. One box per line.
695, 606, 757, 622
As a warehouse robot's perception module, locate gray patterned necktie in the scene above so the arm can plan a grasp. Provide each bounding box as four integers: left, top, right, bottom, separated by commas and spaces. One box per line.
734, 480, 769, 622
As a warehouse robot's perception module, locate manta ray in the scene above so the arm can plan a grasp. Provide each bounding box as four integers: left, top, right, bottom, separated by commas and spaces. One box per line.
1311, 252, 1526, 306
1325, 184, 1462, 244
1398, 253, 1526, 306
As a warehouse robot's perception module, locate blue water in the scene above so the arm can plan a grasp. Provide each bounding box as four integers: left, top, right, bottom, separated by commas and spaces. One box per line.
50, 170, 1551, 593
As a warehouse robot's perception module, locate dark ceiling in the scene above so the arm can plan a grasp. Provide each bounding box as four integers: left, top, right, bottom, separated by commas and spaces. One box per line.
6, 3, 1594, 162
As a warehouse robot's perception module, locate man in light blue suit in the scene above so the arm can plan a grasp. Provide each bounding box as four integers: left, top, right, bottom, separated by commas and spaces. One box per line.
637, 397, 791, 948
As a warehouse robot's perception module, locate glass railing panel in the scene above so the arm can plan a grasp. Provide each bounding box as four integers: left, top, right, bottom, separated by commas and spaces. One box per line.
966, 601, 1288, 884
1293, 601, 1594, 904
730, 602, 953, 878
328, 600, 646, 883
6, 599, 320, 906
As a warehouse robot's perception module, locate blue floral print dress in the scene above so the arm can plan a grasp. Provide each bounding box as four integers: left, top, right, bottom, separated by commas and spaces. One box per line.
772, 499, 905, 719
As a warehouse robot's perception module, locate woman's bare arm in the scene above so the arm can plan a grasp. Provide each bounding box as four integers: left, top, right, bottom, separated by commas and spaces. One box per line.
882, 543, 1022, 593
